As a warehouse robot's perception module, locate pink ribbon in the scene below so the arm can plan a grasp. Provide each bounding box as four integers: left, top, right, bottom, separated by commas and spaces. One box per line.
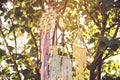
40, 31, 50, 80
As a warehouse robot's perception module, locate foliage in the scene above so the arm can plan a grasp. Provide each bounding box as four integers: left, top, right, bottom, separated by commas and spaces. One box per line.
0, 0, 120, 80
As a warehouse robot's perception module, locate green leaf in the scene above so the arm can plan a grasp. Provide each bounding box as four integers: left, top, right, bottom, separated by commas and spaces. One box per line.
88, 63, 96, 71
28, 6, 35, 13
89, 38, 95, 43
6, 58, 13, 64
21, 69, 32, 79
99, 42, 106, 52
100, 0, 114, 11
27, 39, 34, 45
11, 73, 18, 79
29, 47, 37, 57
109, 39, 120, 51
0, 12, 4, 16
18, 0, 24, 2
110, 44, 119, 51
16, 54, 25, 60
0, 48, 5, 58
24, 27, 31, 33
93, 32, 99, 37
1, 67, 10, 75
9, 24, 19, 33
15, 7, 23, 19
99, 36, 110, 46
8, 46, 14, 52
104, 0, 114, 9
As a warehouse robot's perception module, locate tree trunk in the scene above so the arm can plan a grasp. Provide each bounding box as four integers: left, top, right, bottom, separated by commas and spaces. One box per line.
97, 54, 102, 80
90, 69, 96, 80
89, 41, 104, 80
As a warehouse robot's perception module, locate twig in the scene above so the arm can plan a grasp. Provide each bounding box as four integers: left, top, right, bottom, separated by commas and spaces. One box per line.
0, 26, 21, 80
9, 18, 21, 79
30, 30, 39, 59
9, 17, 18, 57
101, 13, 108, 35
106, 23, 116, 31
83, 0, 101, 29
0, 27, 12, 57
60, 0, 68, 14
112, 25, 119, 39
102, 53, 119, 62
13, 30, 17, 56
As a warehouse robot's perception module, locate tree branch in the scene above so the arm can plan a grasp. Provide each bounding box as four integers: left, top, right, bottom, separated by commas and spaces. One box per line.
30, 30, 39, 59
106, 23, 116, 31
10, 17, 18, 57
59, 0, 68, 14
0, 27, 12, 57
83, 0, 101, 29
112, 25, 119, 39
13, 30, 17, 55
0, 26, 21, 80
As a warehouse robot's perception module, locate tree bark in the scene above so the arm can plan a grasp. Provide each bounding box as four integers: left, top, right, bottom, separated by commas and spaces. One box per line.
90, 69, 96, 80
97, 54, 102, 80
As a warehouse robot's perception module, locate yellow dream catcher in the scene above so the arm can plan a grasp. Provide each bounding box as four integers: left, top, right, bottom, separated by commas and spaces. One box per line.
73, 30, 88, 80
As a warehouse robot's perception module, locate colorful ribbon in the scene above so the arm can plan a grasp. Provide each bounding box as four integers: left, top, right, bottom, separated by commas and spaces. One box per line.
40, 31, 50, 80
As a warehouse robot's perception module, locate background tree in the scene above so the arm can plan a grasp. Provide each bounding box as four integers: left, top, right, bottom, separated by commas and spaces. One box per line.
81, 0, 120, 80
0, 0, 120, 80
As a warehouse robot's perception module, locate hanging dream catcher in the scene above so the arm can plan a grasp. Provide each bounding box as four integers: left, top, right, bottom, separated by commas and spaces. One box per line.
73, 31, 88, 80
39, 6, 58, 80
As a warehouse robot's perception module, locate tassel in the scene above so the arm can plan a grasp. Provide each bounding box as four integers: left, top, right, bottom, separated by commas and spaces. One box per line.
41, 31, 50, 80
49, 54, 61, 80
60, 56, 72, 80
73, 46, 87, 80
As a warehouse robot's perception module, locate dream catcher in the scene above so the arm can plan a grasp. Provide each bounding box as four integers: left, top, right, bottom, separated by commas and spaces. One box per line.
39, 3, 87, 80
73, 31, 88, 80
39, 6, 58, 80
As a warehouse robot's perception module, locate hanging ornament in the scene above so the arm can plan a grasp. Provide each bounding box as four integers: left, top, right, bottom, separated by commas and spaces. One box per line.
39, 6, 58, 80
73, 31, 88, 80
